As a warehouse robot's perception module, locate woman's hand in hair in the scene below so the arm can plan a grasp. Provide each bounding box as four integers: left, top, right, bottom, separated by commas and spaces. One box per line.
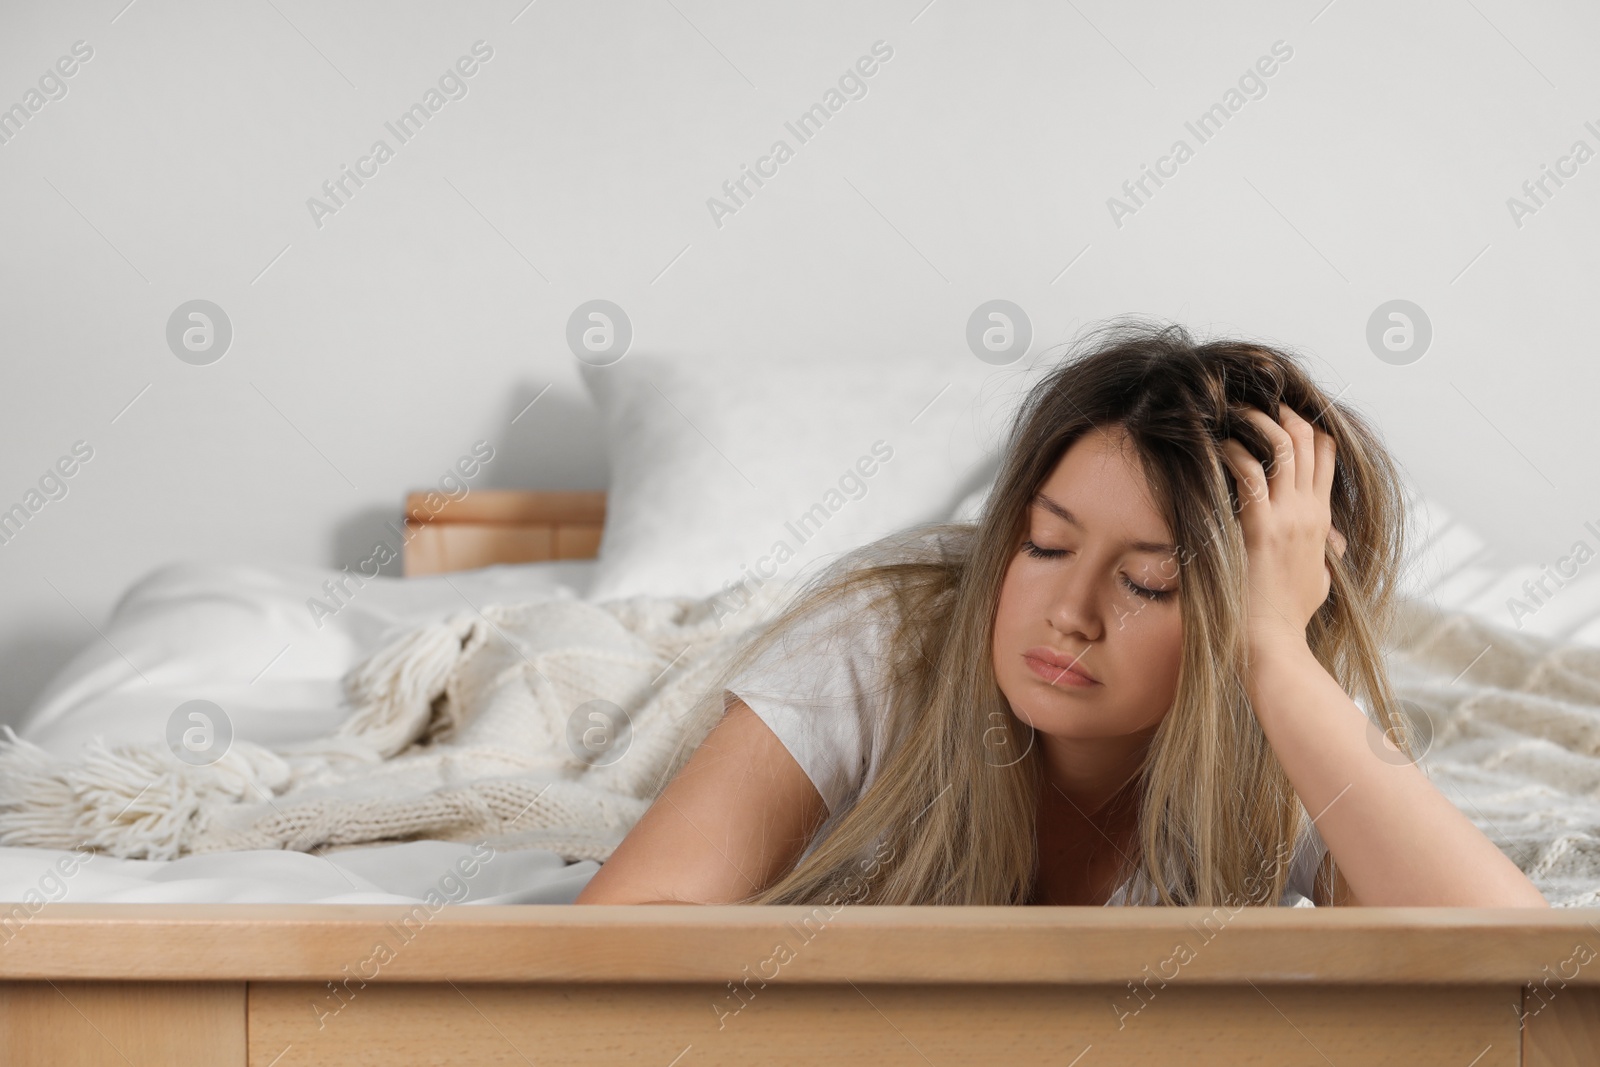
1218, 402, 1344, 654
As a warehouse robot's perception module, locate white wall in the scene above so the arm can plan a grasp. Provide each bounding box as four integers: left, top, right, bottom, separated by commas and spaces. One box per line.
1, 0, 1596, 723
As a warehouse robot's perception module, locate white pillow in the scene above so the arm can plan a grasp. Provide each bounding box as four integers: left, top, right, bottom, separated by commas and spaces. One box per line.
579, 354, 1002, 602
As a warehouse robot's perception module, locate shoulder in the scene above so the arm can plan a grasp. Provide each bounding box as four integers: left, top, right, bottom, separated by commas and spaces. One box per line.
723, 526, 967, 814
724, 581, 905, 817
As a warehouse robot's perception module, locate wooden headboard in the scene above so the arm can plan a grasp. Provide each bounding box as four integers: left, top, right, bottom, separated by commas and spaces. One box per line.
402, 490, 605, 576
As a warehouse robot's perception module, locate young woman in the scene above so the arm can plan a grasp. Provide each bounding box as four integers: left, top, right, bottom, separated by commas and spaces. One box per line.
575, 319, 1549, 908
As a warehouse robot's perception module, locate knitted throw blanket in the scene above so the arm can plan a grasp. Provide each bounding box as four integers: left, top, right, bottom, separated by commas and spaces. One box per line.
0, 589, 1596, 905
0, 587, 782, 865
1381, 597, 1600, 907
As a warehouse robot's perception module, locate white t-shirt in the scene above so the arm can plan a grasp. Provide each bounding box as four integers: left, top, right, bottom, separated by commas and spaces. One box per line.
724, 579, 1331, 907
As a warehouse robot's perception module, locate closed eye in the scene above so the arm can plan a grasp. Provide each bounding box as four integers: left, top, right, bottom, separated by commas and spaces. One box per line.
1020, 539, 1067, 560
1019, 540, 1176, 602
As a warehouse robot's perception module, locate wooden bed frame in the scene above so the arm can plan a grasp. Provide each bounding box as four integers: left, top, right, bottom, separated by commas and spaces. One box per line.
2, 491, 1597, 1066
399, 489, 607, 576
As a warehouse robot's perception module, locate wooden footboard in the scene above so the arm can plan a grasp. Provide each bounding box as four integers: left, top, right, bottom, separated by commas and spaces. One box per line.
2, 905, 1597, 1065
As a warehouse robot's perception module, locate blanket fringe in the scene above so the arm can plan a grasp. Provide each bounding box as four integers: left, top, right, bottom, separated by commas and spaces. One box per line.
0, 726, 291, 860
337, 611, 488, 758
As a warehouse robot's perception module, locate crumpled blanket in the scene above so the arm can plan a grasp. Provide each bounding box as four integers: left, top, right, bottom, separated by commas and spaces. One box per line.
1382, 597, 1600, 907
0, 585, 783, 863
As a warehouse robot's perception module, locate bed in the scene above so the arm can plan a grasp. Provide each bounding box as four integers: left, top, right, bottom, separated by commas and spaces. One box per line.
0, 488, 1595, 1065
3, 355, 1600, 1064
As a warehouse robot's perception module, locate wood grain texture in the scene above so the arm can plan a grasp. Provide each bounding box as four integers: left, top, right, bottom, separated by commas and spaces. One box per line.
2, 904, 1598, 986
1525, 985, 1600, 1067
0, 981, 245, 1066
400, 489, 605, 575
247, 981, 1522, 1067
404, 490, 606, 526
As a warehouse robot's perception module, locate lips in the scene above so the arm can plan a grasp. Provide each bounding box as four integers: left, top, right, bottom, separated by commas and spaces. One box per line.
1022, 646, 1099, 684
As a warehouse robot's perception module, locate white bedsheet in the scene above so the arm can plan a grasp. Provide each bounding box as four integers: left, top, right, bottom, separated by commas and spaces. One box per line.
3, 490, 1597, 906
0, 840, 597, 906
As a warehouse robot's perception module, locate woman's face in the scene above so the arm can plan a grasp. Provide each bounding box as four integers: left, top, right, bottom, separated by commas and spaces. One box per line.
992, 425, 1185, 741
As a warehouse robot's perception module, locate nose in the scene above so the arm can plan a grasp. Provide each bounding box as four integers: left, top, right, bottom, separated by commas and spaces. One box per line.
1045, 560, 1104, 643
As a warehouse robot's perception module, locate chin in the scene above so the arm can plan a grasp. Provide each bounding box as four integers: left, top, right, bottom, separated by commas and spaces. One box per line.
1002, 680, 1101, 729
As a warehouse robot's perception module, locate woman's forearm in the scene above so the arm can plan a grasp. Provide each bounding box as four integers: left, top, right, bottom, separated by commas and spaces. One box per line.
1246, 636, 1549, 907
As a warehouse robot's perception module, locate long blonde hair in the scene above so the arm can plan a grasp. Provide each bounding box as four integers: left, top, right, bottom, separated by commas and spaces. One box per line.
658, 317, 1414, 906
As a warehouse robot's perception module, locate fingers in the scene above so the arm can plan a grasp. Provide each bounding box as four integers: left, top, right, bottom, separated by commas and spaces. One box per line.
1223, 431, 1348, 559
1219, 438, 1267, 517
1276, 405, 1317, 495
1232, 406, 1294, 500
1222, 408, 1283, 515
1231, 403, 1334, 501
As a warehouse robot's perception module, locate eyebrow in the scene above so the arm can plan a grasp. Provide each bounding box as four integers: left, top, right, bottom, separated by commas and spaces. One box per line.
1031, 492, 1177, 554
